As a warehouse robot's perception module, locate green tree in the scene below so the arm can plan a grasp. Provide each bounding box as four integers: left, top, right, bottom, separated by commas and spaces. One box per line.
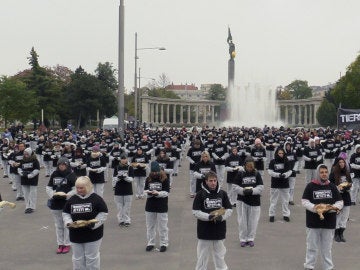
330, 54, 360, 109
317, 99, 337, 127
95, 62, 118, 92
20, 47, 64, 126
64, 66, 116, 128
0, 76, 36, 127
207, 84, 226, 100
285, 80, 312, 99
148, 88, 180, 99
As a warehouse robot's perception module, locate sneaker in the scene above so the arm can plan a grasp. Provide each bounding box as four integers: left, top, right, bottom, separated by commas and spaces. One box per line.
4, 175, 8, 178
56, 245, 63, 254
283, 216, 290, 222
25, 208, 34, 214
159, 246, 167, 252
247, 241, 255, 247
146, 245, 154, 252
119, 222, 125, 226
269, 216, 275, 222
124, 223, 131, 227
289, 201, 295, 205
190, 194, 195, 198
62, 245, 71, 254
240, 241, 247, 247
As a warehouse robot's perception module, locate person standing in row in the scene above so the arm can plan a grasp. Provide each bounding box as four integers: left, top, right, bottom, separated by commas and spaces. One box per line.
268, 148, 292, 222
46, 157, 77, 254
18, 148, 40, 214
232, 156, 263, 247
63, 176, 108, 270
187, 139, 204, 198
225, 147, 243, 205
192, 171, 232, 270
113, 154, 134, 227
303, 138, 323, 184
284, 142, 298, 205
302, 164, 343, 270
132, 147, 149, 199
349, 144, 360, 205
86, 145, 107, 197
329, 157, 352, 242
144, 161, 170, 252
193, 151, 216, 193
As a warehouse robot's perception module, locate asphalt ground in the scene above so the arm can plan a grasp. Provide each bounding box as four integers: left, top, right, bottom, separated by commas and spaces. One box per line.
1, 157, 360, 270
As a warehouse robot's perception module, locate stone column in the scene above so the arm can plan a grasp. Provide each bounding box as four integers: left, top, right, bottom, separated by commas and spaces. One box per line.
292, 106, 296, 125
285, 106, 289, 125
298, 105, 302, 125
160, 104, 164, 124
155, 103, 159, 124
166, 104, 170, 124
304, 105, 308, 126
149, 103, 153, 123
187, 105, 191, 124
173, 104, 176, 124
195, 105, 199, 124
203, 105, 207, 124
211, 105, 215, 125
180, 106, 184, 124
142, 99, 149, 123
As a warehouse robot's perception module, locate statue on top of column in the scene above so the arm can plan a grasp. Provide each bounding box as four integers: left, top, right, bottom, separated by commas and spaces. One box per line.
227, 27, 236, 60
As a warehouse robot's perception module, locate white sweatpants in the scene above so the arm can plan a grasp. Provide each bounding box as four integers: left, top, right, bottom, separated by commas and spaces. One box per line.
288, 177, 296, 202
114, 195, 132, 223
51, 209, 70, 246
134, 176, 146, 198
336, 206, 350, 229
22, 185, 37, 209
350, 177, 360, 203
304, 228, 334, 270
190, 170, 196, 195
269, 188, 290, 217
72, 239, 102, 270
2, 160, 9, 176
93, 184, 104, 198
215, 165, 225, 187
15, 174, 24, 198
145, 211, 169, 247
305, 169, 317, 184
236, 201, 260, 242
227, 183, 236, 205
195, 239, 228, 270
44, 161, 52, 176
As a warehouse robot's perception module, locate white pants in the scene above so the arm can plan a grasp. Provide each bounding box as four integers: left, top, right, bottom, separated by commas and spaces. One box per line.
336, 205, 350, 229
22, 185, 37, 209
2, 160, 9, 176
236, 201, 260, 242
215, 165, 225, 187
190, 170, 196, 195
134, 177, 146, 198
269, 188, 290, 217
324, 159, 334, 172
350, 177, 360, 203
288, 177, 296, 202
304, 228, 334, 270
227, 183, 236, 205
173, 159, 180, 174
295, 156, 304, 171
114, 195, 132, 223
36, 154, 44, 167
145, 211, 169, 247
14, 174, 24, 198
9, 173, 16, 190
44, 161, 52, 176
305, 169, 317, 184
195, 239, 228, 270
72, 239, 102, 270
266, 150, 274, 167
93, 184, 104, 198
51, 209, 70, 246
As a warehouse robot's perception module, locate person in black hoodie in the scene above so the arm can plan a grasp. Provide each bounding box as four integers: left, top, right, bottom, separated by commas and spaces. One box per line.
302, 164, 343, 270
329, 157, 352, 242
233, 156, 263, 247
193, 151, 216, 193
268, 148, 293, 222
46, 157, 77, 254
349, 144, 360, 205
113, 154, 134, 227
144, 161, 170, 252
63, 176, 108, 270
192, 171, 232, 270
17, 148, 40, 213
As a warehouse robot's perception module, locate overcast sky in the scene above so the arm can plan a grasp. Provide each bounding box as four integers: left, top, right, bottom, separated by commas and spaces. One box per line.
1, 0, 360, 91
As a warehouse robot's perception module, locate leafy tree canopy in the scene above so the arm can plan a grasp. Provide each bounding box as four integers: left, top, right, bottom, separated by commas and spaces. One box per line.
285, 80, 312, 99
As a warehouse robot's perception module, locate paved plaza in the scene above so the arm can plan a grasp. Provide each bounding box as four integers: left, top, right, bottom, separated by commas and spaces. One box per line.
1, 157, 360, 270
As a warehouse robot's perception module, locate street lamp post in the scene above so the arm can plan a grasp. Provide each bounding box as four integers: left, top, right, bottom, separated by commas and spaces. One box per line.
118, 0, 125, 139
134, 32, 165, 125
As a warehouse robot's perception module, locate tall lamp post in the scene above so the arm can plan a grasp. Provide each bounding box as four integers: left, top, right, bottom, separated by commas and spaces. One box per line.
118, 0, 125, 139
134, 32, 165, 125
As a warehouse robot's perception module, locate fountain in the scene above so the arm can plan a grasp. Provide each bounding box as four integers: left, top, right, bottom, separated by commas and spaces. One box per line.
224, 28, 281, 127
